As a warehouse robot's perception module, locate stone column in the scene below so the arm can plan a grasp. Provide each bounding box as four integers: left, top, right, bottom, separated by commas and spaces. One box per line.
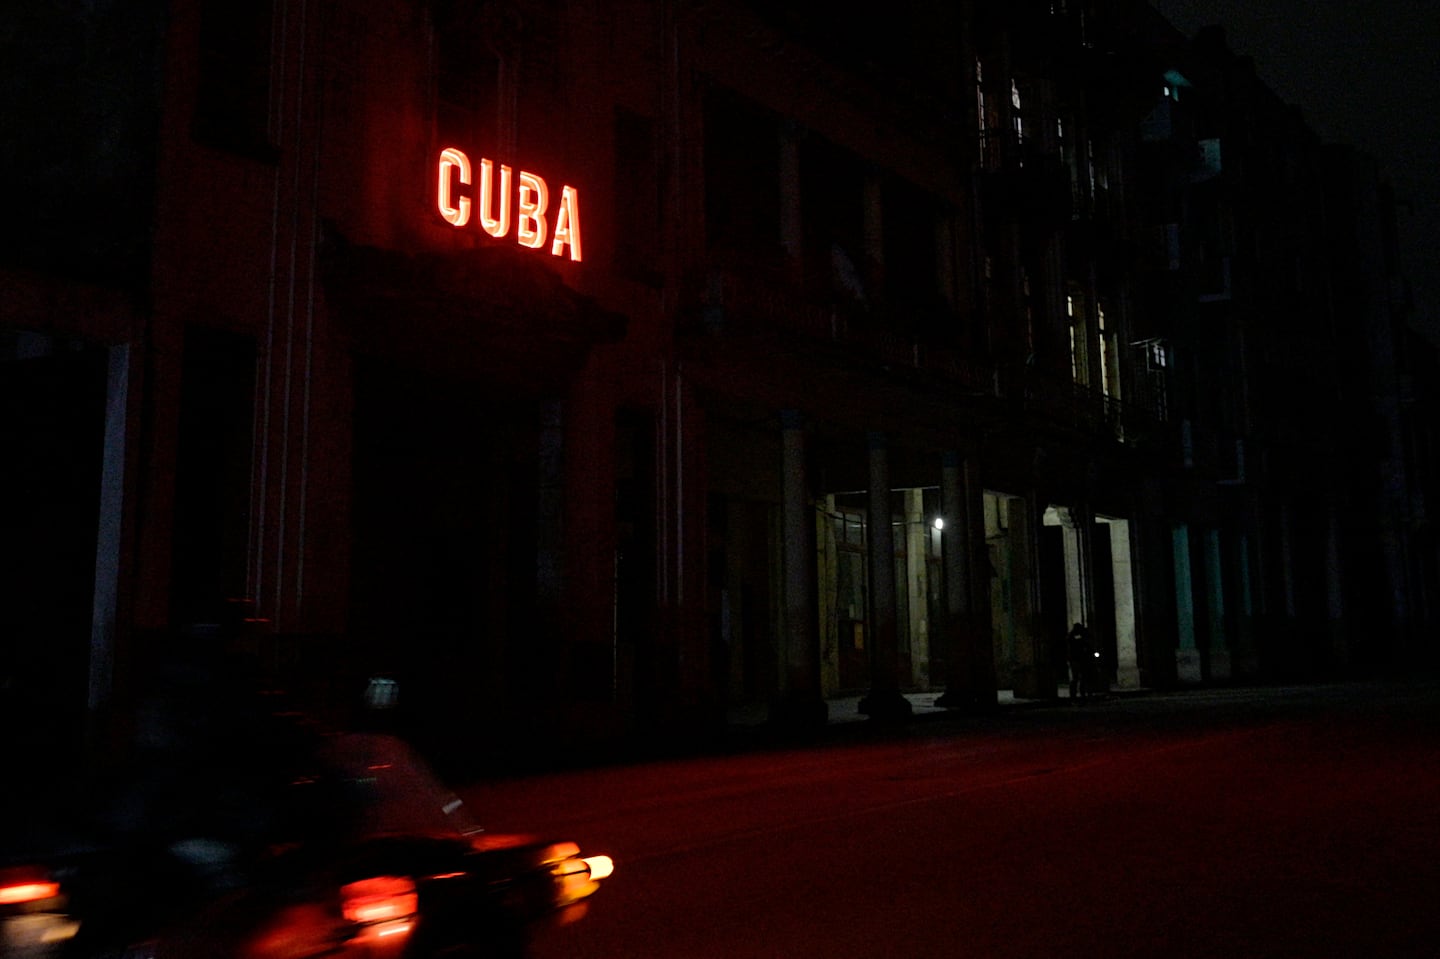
859, 432, 910, 720
1233, 529, 1259, 677
774, 410, 826, 725
1110, 520, 1141, 689
1173, 524, 1201, 683
86, 344, 131, 763
937, 450, 995, 710
904, 489, 931, 689
1062, 511, 1087, 631
1324, 498, 1349, 670
1006, 494, 1046, 699
965, 454, 997, 706
1277, 498, 1299, 673
937, 452, 971, 706
1204, 527, 1231, 680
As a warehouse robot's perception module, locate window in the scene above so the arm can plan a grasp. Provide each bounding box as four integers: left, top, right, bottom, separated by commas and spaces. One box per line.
1020, 268, 1036, 358
172, 327, 257, 624
434, 4, 501, 150
977, 58, 1000, 171
1067, 287, 1088, 385
193, 0, 274, 157
614, 108, 662, 281
1061, 118, 1082, 215
703, 87, 781, 259
800, 134, 866, 301
1132, 338, 1169, 422
1067, 295, 1078, 380
1011, 79, 1025, 158
882, 176, 942, 331
1097, 302, 1121, 403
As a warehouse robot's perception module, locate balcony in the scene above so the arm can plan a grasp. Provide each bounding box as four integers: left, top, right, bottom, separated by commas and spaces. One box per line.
1020, 368, 1169, 450
979, 149, 1072, 228
691, 264, 996, 398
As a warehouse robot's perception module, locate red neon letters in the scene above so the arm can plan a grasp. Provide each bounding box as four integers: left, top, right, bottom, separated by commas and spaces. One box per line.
437, 147, 582, 262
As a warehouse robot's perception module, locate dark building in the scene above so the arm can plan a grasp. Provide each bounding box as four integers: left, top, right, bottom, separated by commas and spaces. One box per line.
3, 0, 1433, 774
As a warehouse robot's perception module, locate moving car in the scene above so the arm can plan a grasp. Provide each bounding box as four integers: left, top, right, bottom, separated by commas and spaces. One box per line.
1, 728, 612, 958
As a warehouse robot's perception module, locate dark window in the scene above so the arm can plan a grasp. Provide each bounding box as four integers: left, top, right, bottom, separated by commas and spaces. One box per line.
614, 107, 662, 282
193, 0, 276, 159
434, 2, 500, 150
703, 86, 780, 262
882, 176, 942, 333
172, 326, 257, 625
800, 135, 866, 302
977, 58, 1001, 172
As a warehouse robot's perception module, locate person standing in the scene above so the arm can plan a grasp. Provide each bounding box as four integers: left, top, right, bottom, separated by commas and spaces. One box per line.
1066, 622, 1095, 700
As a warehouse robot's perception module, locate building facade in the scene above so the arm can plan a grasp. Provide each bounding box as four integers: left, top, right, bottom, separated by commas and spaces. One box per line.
3, 0, 1432, 774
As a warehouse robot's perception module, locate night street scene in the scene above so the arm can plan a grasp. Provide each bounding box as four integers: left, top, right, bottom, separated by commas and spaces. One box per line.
3, 0, 1439, 957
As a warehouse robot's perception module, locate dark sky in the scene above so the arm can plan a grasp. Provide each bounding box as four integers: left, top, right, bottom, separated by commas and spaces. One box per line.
1149, 0, 1440, 347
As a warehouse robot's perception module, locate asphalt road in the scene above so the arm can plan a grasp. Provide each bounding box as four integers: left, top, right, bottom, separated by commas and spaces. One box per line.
461, 681, 1440, 958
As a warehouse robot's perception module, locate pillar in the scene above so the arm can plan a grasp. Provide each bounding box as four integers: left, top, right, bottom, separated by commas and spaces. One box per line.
1173, 524, 1201, 682
250, 5, 325, 634
1234, 490, 1266, 678
1109, 520, 1140, 689
965, 454, 997, 705
1205, 527, 1230, 680
859, 432, 911, 720
1324, 498, 1349, 670
937, 452, 971, 706
86, 345, 131, 763
937, 450, 995, 710
1062, 511, 1087, 631
774, 410, 826, 725
1006, 494, 1045, 699
904, 489, 931, 688
1277, 498, 1299, 675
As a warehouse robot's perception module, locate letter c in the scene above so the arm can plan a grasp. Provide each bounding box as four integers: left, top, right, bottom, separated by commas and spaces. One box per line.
438, 148, 471, 227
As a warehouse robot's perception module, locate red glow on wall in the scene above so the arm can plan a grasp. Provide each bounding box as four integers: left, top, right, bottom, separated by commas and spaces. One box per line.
436, 147, 582, 262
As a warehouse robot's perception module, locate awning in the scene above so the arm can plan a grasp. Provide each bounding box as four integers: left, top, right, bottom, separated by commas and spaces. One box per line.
323, 236, 626, 390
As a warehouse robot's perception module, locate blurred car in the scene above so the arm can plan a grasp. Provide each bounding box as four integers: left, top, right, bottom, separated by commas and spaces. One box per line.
0, 728, 612, 959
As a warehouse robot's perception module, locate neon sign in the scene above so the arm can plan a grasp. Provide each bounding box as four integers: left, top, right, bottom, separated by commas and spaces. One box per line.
437, 147, 582, 262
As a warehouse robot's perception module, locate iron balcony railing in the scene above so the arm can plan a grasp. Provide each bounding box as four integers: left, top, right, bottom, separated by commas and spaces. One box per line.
697, 265, 1169, 447
698, 265, 997, 398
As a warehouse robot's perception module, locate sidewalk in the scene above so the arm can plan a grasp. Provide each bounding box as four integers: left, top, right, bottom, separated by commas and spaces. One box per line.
724, 687, 1111, 728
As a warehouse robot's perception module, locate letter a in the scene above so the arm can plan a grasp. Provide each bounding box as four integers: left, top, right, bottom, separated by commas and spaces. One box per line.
551, 185, 583, 261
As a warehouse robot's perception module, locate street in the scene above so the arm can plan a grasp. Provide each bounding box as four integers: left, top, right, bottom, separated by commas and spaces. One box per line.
461, 682, 1440, 958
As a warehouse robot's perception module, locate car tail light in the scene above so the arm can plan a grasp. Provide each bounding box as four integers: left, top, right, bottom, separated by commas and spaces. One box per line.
582, 856, 614, 881
0, 870, 78, 955
0, 881, 61, 906
341, 876, 417, 927
342, 876, 418, 948
548, 850, 614, 909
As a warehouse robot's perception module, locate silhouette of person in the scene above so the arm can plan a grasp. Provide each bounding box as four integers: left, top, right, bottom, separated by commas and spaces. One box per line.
1066, 622, 1095, 700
